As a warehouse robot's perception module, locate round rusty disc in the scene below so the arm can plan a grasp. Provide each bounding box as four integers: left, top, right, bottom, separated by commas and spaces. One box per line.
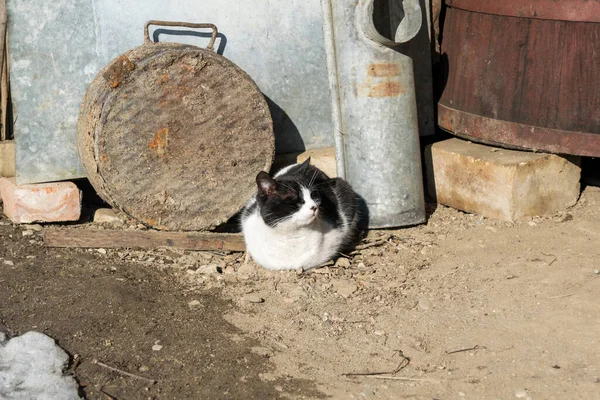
78, 42, 274, 231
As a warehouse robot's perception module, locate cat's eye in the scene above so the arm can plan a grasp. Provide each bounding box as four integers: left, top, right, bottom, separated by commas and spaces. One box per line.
310, 192, 320, 200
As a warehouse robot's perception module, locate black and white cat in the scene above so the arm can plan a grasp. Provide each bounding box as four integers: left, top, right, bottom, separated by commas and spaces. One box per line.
241, 159, 359, 270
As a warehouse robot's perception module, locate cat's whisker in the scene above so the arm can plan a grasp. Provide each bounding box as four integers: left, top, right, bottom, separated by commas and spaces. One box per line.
308, 168, 318, 188
311, 180, 329, 190
270, 215, 292, 226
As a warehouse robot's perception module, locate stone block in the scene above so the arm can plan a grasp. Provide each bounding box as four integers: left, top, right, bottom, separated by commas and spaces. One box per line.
297, 147, 337, 178
0, 177, 81, 223
93, 208, 123, 224
0, 140, 15, 177
425, 138, 581, 221
272, 147, 337, 178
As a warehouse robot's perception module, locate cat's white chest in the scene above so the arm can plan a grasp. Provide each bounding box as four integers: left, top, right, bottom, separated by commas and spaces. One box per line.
242, 210, 344, 270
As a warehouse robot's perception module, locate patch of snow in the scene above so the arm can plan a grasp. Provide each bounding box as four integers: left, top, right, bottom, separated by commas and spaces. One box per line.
0, 331, 80, 399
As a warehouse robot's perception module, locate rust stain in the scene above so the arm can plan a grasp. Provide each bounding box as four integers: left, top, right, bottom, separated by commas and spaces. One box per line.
102, 55, 135, 88
182, 64, 195, 73
158, 73, 169, 84
367, 63, 400, 77
148, 128, 169, 154
43, 187, 57, 194
368, 81, 405, 97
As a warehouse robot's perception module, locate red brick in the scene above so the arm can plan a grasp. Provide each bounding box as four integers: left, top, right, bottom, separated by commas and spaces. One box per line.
0, 177, 81, 223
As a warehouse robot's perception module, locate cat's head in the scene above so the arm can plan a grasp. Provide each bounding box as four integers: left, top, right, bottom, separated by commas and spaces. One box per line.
255, 159, 323, 229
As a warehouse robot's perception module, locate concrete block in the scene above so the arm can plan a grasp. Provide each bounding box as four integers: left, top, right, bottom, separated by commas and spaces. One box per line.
272, 147, 337, 178
0, 140, 15, 177
0, 177, 81, 223
425, 138, 581, 221
297, 147, 337, 178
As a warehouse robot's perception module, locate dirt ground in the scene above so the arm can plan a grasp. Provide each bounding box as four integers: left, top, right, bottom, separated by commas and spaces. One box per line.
1, 185, 600, 399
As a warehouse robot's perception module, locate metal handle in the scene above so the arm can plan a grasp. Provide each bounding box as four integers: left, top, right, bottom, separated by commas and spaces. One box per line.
357, 0, 422, 46
144, 20, 218, 51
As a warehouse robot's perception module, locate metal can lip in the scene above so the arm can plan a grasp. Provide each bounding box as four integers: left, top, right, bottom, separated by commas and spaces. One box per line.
446, 0, 600, 23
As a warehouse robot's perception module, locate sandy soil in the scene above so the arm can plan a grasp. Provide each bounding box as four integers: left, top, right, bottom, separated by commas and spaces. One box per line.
1, 186, 599, 399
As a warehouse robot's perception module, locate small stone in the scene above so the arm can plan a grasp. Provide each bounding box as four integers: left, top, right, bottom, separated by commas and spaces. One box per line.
357, 262, 366, 269
335, 258, 350, 268
245, 295, 264, 304
527, 221, 537, 227
237, 262, 255, 275
594, 269, 600, 275
251, 346, 273, 357
197, 264, 221, 274
556, 213, 573, 223
93, 208, 122, 224
96, 248, 107, 255
374, 330, 385, 336
3, 260, 14, 266
21, 230, 34, 237
296, 267, 304, 275
287, 286, 307, 301
417, 296, 432, 310
136, 223, 147, 230
223, 265, 236, 274
152, 344, 163, 351
330, 279, 358, 298
28, 224, 43, 232
458, 392, 466, 397
138, 365, 150, 372
188, 300, 202, 309
26, 255, 36, 259
514, 389, 530, 399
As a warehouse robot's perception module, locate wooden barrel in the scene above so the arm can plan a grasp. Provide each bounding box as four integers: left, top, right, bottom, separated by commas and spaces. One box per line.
78, 21, 274, 231
438, 0, 600, 156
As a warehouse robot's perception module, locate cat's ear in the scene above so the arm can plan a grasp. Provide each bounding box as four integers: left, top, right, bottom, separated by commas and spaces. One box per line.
256, 171, 277, 196
298, 157, 311, 171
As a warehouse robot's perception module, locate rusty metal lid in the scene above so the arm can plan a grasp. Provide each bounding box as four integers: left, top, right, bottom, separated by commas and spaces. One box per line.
78, 21, 274, 231
447, 0, 600, 23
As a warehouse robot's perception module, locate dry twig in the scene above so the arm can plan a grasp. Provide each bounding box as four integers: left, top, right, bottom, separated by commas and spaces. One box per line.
342, 350, 410, 377
99, 389, 117, 400
354, 239, 388, 251
92, 359, 157, 384
540, 251, 557, 266
364, 376, 442, 383
547, 293, 576, 299
445, 345, 482, 355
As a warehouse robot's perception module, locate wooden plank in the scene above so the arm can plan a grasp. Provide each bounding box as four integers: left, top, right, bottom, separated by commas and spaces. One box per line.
42, 228, 246, 252
0, 0, 8, 141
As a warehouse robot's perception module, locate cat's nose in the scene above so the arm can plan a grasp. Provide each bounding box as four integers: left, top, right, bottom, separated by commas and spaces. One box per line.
310, 205, 318, 212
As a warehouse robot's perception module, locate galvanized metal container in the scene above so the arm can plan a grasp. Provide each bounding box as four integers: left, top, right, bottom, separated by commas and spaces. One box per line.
8, 0, 333, 184
439, 0, 600, 157
322, 0, 426, 228
78, 21, 274, 231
